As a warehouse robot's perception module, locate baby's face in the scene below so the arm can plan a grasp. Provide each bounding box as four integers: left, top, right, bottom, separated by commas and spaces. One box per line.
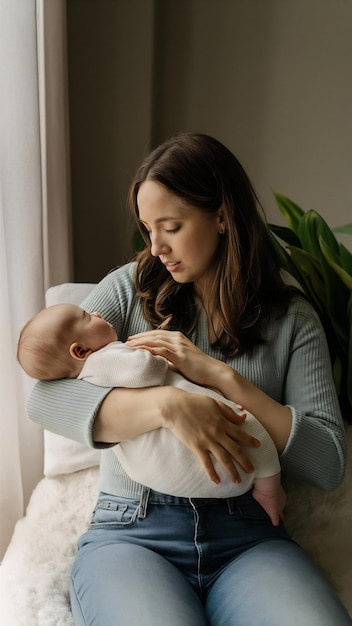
77, 309, 117, 350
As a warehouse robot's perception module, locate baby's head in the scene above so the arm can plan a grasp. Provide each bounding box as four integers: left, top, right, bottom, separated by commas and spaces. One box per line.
17, 303, 117, 380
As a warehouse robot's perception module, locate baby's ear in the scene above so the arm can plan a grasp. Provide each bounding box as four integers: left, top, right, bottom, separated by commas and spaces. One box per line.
69, 342, 92, 361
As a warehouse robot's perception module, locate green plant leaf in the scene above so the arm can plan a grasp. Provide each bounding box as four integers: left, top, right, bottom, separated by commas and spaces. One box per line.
297, 212, 349, 350
272, 191, 352, 421
347, 294, 352, 407
339, 243, 352, 276
333, 223, 352, 235
320, 238, 352, 291
289, 246, 326, 310
273, 192, 305, 235
267, 230, 302, 279
269, 224, 302, 247
298, 210, 340, 261
332, 356, 343, 395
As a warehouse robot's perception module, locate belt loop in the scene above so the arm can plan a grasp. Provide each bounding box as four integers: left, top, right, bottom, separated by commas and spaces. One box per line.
138, 486, 151, 519
227, 497, 235, 514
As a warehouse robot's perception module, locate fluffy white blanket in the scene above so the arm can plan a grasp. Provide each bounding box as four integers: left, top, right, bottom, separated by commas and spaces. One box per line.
1, 428, 352, 625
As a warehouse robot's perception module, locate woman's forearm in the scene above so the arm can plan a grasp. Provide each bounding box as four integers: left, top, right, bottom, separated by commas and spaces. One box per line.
93, 386, 172, 443
207, 361, 292, 454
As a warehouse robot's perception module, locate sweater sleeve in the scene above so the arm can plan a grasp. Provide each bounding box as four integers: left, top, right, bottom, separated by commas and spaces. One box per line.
279, 300, 346, 490
28, 377, 112, 449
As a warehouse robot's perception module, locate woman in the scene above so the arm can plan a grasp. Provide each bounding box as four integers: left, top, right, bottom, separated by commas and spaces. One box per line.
29, 133, 350, 625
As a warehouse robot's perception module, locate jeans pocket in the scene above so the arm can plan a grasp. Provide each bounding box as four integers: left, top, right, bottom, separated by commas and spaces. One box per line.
90, 494, 140, 528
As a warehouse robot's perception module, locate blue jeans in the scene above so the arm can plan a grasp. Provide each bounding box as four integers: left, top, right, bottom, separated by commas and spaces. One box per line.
70, 488, 351, 625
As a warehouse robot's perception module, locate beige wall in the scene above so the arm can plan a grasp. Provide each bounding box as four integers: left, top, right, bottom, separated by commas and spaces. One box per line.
67, 0, 352, 282
67, 0, 155, 281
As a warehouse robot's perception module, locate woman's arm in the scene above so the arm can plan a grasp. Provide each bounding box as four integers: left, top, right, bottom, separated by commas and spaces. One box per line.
203, 363, 292, 454
28, 373, 259, 484
94, 384, 259, 484
127, 330, 291, 453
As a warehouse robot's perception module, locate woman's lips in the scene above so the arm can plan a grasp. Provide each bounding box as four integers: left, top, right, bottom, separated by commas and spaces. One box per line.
164, 261, 181, 272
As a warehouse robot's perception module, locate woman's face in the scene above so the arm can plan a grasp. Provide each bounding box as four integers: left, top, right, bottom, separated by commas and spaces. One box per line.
137, 180, 222, 296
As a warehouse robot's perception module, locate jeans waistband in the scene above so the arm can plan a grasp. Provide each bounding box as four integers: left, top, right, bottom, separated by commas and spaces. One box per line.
137, 485, 253, 518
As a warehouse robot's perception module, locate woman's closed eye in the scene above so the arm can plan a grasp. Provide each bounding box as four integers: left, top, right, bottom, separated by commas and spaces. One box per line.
165, 226, 181, 234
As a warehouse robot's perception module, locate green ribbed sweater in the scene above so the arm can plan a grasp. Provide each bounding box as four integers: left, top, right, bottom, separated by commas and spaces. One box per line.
28, 262, 346, 498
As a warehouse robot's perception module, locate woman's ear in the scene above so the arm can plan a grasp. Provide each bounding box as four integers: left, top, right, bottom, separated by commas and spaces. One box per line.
69, 342, 92, 361
217, 207, 225, 234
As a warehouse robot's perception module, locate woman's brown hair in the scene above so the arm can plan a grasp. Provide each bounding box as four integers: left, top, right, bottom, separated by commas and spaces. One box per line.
129, 132, 292, 356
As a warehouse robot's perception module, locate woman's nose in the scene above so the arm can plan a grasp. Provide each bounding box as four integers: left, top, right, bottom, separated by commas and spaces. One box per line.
150, 235, 170, 257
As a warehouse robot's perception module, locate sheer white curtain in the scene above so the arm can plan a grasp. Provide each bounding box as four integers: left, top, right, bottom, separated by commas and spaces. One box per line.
0, 0, 72, 559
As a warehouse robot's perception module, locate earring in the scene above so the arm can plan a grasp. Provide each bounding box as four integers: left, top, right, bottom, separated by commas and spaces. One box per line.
219, 225, 225, 235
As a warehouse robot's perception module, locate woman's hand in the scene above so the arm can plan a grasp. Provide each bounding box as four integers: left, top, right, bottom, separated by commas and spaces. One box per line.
159, 387, 259, 484
126, 329, 226, 388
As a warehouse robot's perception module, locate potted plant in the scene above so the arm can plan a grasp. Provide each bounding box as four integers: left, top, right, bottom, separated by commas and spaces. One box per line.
268, 193, 352, 424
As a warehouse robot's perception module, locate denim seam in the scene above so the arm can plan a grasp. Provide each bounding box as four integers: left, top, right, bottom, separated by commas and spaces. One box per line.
189, 499, 204, 598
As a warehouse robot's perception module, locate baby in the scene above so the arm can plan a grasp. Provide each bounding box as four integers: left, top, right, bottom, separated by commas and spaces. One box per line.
17, 303, 286, 525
